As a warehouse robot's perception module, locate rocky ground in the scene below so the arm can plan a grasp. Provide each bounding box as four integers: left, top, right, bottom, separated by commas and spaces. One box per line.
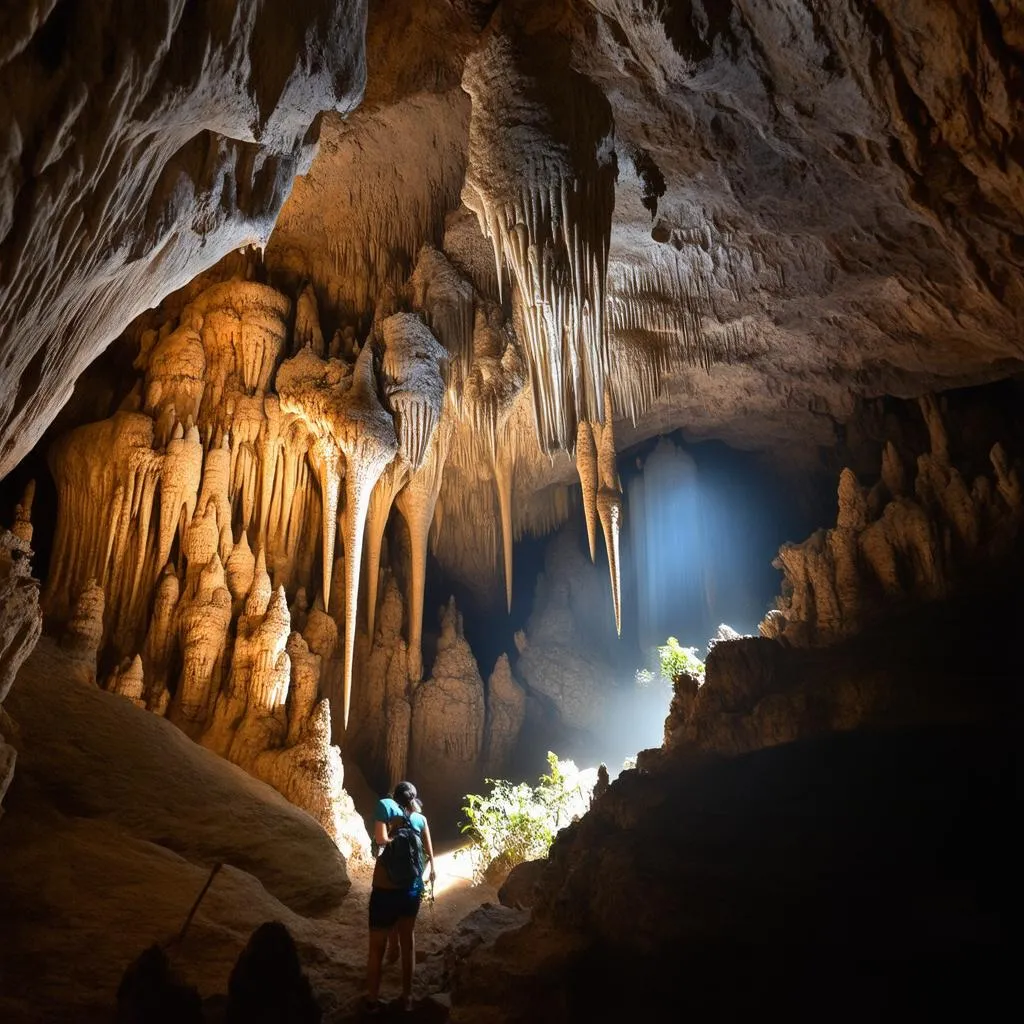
0, 639, 497, 1022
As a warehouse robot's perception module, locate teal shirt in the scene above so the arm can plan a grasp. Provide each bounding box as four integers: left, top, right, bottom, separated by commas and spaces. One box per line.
374, 798, 426, 894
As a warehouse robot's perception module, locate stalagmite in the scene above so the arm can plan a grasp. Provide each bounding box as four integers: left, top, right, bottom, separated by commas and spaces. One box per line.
483, 653, 526, 777
294, 283, 326, 357
158, 422, 203, 570
140, 564, 179, 711
226, 532, 256, 607
1, 511, 43, 817
246, 547, 272, 618
12, 480, 35, 548
385, 697, 412, 790
175, 558, 232, 732
286, 632, 321, 746
765, 404, 1024, 645
197, 433, 232, 532
63, 579, 106, 686
396, 418, 453, 681
575, 421, 598, 562
106, 655, 146, 710
409, 598, 486, 814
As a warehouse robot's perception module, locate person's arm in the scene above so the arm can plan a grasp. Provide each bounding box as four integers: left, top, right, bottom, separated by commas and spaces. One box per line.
422, 819, 436, 882
373, 819, 389, 854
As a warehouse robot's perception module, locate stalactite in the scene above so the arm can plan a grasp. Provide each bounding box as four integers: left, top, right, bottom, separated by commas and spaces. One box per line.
408, 245, 476, 394
278, 341, 399, 727
575, 420, 598, 562
493, 446, 515, 613
396, 418, 453, 681
595, 390, 623, 636
365, 458, 410, 640
308, 433, 343, 609
462, 30, 617, 452
143, 321, 207, 445
379, 313, 447, 472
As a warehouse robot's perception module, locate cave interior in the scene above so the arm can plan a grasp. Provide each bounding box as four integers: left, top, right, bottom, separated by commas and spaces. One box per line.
0, 1, 1019, 1021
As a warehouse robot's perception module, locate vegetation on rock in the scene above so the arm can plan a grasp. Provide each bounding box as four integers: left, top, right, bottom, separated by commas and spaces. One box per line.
460, 752, 582, 884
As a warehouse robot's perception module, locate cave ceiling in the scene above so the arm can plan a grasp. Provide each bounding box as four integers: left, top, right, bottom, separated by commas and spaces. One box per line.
2, 0, 1022, 494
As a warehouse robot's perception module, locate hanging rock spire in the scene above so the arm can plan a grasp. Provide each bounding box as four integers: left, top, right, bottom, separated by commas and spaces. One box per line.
365, 457, 410, 641
278, 340, 399, 727
595, 388, 623, 636
462, 27, 616, 453
575, 420, 599, 563
396, 417, 454, 682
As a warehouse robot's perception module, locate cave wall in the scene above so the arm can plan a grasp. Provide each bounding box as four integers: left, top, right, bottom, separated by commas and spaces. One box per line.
0, 0, 368, 479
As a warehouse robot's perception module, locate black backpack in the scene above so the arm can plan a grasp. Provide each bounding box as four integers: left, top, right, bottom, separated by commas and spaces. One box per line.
380, 814, 423, 888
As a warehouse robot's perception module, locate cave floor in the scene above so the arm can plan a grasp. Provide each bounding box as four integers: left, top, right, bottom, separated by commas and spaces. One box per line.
0, 639, 496, 1022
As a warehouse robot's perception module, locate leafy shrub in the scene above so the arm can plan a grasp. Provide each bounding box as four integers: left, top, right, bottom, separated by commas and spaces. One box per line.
657, 636, 705, 681
460, 752, 583, 884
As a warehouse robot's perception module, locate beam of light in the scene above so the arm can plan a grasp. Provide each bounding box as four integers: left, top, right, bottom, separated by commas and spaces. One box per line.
429, 846, 479, 898
628, 437, 703, 652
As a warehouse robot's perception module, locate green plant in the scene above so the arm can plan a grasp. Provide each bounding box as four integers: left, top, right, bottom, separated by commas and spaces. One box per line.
657, 636, 705, 681
460, 752, 581, 884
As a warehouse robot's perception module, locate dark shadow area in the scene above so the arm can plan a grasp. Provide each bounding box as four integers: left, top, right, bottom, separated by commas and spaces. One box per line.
558, 721, 1015, 1023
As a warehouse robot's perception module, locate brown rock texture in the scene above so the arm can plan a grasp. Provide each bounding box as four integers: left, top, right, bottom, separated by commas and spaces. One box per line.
0, 498, 43, 814
766, 397, 1024, 645
0, 0, 368, 479
409, 598, 487, 816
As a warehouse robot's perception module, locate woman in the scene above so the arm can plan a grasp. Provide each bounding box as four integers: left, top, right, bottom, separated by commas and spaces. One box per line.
365, 781, 435, 1012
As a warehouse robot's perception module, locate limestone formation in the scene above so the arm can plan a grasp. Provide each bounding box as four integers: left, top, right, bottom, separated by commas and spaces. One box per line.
16, 0, 1024, 878
0, 1, 368, 480
395, 418, 454, 682
0, 503, 43, 815
278, 340, 400, 726
483, 654, 526, 778
409, 599, 486, 814
515, 530, 619, 735
594, 390, 624, 636
462, 25, 616, 451
62, 579, 105, 687
106, 656, 147, 711
765, 399, 1024, 646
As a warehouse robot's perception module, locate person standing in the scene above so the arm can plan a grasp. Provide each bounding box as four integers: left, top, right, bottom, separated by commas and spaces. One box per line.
365, 781, 435, 1013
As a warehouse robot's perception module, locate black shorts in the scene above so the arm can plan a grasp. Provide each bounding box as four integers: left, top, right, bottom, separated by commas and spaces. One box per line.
368, 887, 422, 930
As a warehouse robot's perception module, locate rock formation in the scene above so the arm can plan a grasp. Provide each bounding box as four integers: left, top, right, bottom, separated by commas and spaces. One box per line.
0, 487, 44, 815
483, 654, 526, 778
105, 655, 147, 711
3, 0, 1024, 899
409, 599, 487, 815
0, 0, 369, 480
764, 397, 1024, 646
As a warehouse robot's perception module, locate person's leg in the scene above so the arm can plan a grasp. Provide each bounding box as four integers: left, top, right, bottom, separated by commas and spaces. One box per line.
367, 889, 398, 1005
385, 927, 399, 964
395, 914, 416, 1005
366, 928, 388, 1003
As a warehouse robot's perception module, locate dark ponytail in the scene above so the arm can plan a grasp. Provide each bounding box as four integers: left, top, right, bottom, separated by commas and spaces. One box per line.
393, 780, 417, 810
